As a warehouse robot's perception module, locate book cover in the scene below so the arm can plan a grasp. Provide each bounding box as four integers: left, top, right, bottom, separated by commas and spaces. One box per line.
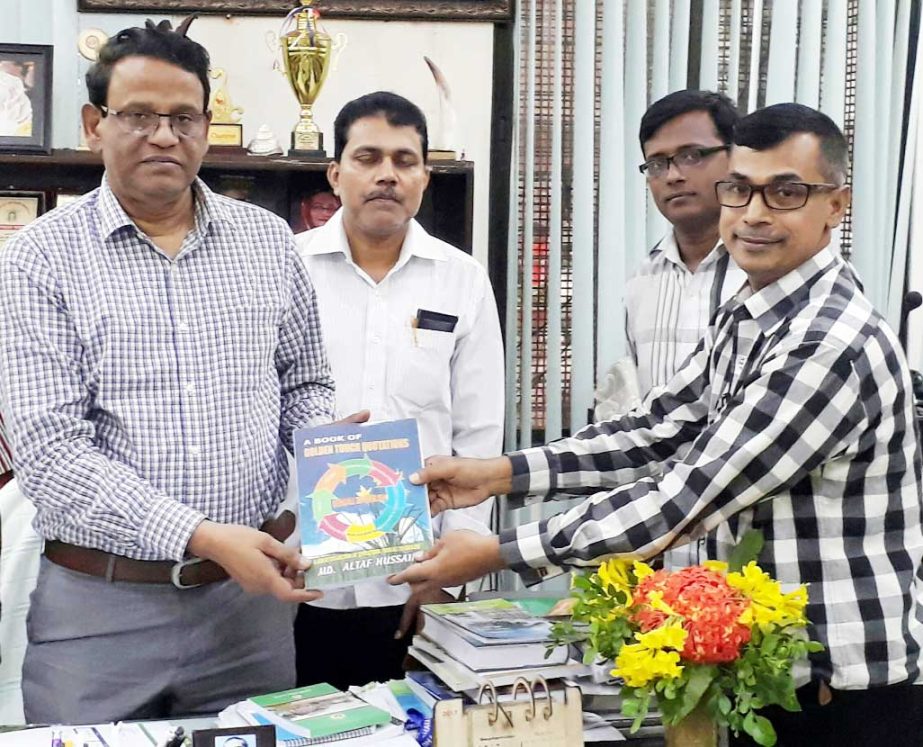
422, 599, 555, 644
295, 418, 433, 588
248, 683, 391, 739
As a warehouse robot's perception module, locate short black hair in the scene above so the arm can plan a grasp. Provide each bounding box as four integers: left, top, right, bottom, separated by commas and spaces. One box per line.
333, 91, 428, 162
639, 89, 739, 152
86, 18, 211, 111
733, 103, 849, 185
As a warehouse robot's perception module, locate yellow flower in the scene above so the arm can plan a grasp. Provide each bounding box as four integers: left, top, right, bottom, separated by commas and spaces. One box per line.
613, 643, 684, 687
633, 560, 655, 581
646, 589, 679, 617
635, 621, 687, 651
703, 560, 729, 574
727, 561, 808, 631
597, 558, 635, 597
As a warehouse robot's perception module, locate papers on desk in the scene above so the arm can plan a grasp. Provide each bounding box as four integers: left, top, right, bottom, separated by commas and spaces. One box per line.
0, 720, 205, 747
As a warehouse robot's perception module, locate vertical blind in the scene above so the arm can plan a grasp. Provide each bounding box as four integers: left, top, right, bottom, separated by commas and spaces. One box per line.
499, 0, 921, 586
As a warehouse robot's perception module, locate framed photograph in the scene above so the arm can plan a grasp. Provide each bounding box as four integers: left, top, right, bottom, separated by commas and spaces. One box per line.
191, 725, 275, 747
76, 0, 513, 22
0, 44, 53, 154
290, 187, 340, 234
0, 191, 46, 249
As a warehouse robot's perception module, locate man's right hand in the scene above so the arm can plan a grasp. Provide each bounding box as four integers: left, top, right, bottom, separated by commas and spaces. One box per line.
187, 520, 323, 604
410, 455, 514, 515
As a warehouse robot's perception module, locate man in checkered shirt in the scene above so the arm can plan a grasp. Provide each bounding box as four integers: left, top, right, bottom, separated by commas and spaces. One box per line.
393, 104, 923, 744
0, 21, 335, 722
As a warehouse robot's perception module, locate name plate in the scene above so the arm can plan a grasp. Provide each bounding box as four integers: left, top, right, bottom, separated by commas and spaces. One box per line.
208, 122, 244, 148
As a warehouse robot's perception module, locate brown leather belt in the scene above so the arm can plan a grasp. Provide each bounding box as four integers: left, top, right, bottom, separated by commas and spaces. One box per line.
44, 510, 296, 589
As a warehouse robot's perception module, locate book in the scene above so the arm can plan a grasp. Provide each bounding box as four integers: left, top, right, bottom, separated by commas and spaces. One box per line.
294, 419, 433, 588
247, 683, 392, 740
388, 679, 433, 718
423, 599, 557, 644
405, 670, 469, 707
410, 635, 588, 691
419, 599, 569, 670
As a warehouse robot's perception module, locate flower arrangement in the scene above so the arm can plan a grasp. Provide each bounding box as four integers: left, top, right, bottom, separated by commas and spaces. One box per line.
551, 543, 822, 746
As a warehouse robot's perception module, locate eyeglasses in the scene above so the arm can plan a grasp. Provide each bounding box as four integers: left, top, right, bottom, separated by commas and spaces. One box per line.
98, 105, 209, 138
638, 145, 729, 178
715, 180, 840, 211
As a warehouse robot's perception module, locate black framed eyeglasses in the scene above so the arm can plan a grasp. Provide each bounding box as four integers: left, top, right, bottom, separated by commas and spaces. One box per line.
638, 145, 729, 178
715, 180, 840, 211
98, 105, 209, 138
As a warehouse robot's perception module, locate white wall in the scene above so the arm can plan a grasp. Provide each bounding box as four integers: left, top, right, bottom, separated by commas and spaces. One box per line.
8, 1, 495, 265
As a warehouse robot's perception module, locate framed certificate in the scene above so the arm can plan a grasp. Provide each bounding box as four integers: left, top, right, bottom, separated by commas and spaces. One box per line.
0, 191, 45, 249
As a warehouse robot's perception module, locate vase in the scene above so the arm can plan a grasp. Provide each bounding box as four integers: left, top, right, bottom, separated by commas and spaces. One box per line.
664, 701, 718, 747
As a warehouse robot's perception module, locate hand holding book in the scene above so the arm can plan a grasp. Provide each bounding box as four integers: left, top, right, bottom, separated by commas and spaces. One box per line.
187, 520, 324, 603
388, 530, 507, 590
409, 455, 513, 515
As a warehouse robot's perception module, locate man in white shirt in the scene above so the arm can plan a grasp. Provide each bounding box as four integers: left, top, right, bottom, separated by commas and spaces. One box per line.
626, 90, 745, 398
294, 91, 504, 688
625, 90, 744, 568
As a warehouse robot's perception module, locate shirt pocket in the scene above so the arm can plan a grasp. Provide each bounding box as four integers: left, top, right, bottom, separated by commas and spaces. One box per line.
388, 322, 456, 412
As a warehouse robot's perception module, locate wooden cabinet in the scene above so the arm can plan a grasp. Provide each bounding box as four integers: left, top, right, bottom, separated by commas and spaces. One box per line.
0, 150, 474, 252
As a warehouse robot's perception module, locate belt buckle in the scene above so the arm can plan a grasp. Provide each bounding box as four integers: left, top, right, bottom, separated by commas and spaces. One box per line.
171, 557, 205, 589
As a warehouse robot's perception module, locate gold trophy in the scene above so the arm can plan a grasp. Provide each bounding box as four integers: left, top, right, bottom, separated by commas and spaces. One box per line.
280, 0, 333, 157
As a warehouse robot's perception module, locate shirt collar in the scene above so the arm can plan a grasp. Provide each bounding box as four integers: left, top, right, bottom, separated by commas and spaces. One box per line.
299, 208, 447, 265
96, 175, 231, 241
654, 231, 726, 271
736, 245, 839, 333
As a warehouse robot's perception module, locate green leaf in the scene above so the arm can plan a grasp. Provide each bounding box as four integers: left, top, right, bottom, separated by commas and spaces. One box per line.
728, 529, 765, 572
743, 711, 777, 746
672, 666, 718, 722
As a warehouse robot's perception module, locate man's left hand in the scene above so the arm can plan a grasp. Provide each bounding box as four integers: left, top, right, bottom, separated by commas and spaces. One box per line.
389, 531, 507, 592
395, 586, 455, 641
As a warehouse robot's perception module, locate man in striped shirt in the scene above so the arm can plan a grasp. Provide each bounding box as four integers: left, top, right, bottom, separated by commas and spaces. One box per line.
0, 21, 335, 722
393, 104, 923, 744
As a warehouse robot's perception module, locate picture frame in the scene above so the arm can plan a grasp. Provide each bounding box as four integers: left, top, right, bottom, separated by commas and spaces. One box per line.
0, 44, 53, 154
290, 186, 340, 234
76, 0, 513, 22
191, 724, 275, 747
0, 190, 46, 249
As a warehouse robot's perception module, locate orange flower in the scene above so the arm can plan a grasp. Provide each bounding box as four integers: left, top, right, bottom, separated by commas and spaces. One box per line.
632, 565, 752, 664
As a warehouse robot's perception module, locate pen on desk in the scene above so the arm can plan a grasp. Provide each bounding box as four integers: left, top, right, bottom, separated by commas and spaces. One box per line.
91, 725, 111, 747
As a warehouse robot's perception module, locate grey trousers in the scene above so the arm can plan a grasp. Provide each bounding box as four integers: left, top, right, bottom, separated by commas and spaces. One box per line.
23, 557, 297, 724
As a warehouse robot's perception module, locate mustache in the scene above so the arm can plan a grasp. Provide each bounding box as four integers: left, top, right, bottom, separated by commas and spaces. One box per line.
365, 188, 399, 202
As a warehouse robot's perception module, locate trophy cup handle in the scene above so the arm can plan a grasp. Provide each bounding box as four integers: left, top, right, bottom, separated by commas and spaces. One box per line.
331, 33, 348, 71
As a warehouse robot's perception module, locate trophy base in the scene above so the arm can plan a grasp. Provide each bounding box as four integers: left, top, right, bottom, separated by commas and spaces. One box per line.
288, 148, 328, 159
291, 130, 325, 159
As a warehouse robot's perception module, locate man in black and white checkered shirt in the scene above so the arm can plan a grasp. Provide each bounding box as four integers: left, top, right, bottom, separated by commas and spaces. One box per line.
393, 104, 923, 744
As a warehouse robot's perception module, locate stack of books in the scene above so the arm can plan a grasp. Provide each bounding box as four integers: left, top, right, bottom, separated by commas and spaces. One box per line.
407, 598, 589, 704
